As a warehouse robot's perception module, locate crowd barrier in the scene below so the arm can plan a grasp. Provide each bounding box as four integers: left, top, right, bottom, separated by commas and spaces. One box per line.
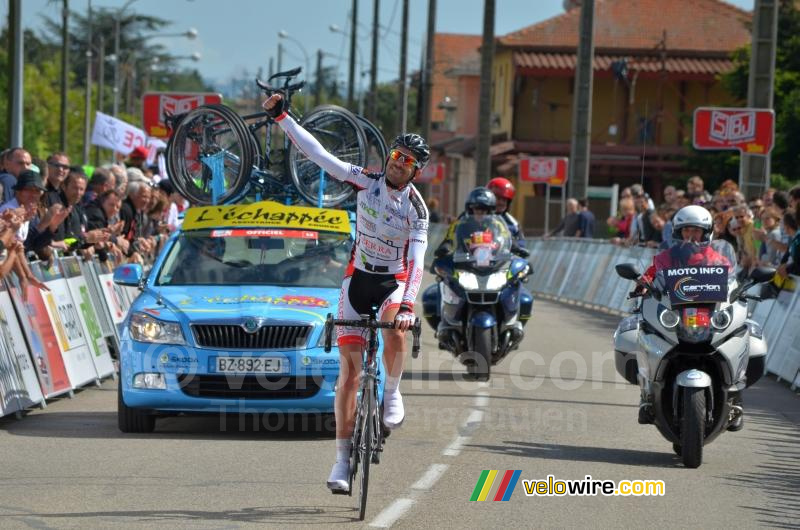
524, 237, 800, 390
0, 254, 139, 418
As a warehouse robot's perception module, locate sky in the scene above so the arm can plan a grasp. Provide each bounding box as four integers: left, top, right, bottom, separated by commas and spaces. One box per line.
3, 0, 755, 92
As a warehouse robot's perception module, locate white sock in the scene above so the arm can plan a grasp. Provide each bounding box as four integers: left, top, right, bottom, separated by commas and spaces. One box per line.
336, 439, 352, 462
385, 375, 402, 395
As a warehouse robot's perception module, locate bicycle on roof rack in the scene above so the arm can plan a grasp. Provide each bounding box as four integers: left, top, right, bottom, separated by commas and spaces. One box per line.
165, 66, 388, 207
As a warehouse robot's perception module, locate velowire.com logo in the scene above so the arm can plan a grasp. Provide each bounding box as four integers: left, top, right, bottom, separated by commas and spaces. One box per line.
470, 470, 522, 502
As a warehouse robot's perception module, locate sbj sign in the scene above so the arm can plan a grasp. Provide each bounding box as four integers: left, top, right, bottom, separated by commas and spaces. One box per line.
143, 92, 223, 138
693, 107, 775, 156
519, 157, 568, 186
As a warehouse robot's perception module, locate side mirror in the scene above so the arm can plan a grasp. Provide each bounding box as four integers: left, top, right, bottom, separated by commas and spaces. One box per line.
750, 266, 776, 284
113, 263, 144, 287
615, 263, 640, 280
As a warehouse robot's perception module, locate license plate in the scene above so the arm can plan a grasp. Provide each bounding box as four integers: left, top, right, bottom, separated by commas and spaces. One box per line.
215, 357, 288, 374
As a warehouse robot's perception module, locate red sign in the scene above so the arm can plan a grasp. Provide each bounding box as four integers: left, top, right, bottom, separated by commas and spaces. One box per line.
416, 162, 445, 183
142, 92, 223, 138
519, 157, 569, 185
693, 107, 774, 155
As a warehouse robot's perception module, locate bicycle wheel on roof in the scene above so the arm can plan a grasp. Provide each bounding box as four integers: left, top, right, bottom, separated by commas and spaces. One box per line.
288, 105, 367, 208
166, 104, 254, 205
357, 115, 388, 174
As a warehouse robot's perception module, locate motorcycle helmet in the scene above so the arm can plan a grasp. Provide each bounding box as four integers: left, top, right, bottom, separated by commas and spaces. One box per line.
672, 205, 713, 242
389, 133, 431, 169
487, 177, 515, 201
465, 186, 497, 214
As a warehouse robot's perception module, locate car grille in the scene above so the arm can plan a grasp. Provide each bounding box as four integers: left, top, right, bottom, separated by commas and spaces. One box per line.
177, 374, 322, 399
467, 291, 499, 304
192, 324, 312, 350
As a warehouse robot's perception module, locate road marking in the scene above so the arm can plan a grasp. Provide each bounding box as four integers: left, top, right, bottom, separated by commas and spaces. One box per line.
475, 394, 489, 407
369, 498, 416, 528
411, 463, 449, 491
465, 409, 484, 427
443, 435, 469, 457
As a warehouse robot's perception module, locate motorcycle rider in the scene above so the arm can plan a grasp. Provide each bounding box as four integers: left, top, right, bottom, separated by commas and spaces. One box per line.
487, 177, 525, 248
635, 205, 744, 429
263, 93, 429, 493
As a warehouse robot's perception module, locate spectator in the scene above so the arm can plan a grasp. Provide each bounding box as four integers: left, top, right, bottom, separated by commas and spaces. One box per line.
548, 198, 581, 237
126, 146, 149, 170
426, 197, 442, 223
44, 152, 70, 207
126, 167, 148, 185
0, 148, 33, 204
732, 205, 757, 273
687, 175, 713, 204
713, 211, 736, 248
82, 167, 116, 207
630, 184, 655, 209
0, 170, 70, 254
577, 199, 595, 238
0, 208, 49, 293
776, 210, 799, 280
762, 188, 776, 208
608, 197, 635, 241
658, 204, 677, 248
52, 170, 110, 254
158, 179, 185, 232
756, 206, 784, 266
788, 185, 800, 210
772, 190, 789, 212
119, 180, 154, 261
85, 189, 127, 261
629, 192, 658, 244
109, 164, 128, 199
662, 185, 679, 207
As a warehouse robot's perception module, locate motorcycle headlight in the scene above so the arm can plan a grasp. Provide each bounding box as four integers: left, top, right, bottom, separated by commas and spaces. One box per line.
457, 272, 479, 290
486, 271, 508, 290
659, 308, 680, 329
618, 316, 639, 333
130, 312, 186, 344
711, 308, 732, 330
747, 321, 763, 339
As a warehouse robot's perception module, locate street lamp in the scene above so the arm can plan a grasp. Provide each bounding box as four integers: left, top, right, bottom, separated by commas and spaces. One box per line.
278, 30, 310, 113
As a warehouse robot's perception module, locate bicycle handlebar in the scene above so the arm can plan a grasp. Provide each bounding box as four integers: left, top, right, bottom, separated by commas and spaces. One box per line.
323, 313, 422, 358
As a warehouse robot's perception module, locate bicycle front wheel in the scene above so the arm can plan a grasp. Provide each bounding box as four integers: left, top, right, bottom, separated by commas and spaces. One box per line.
166, 104, 254, 205
288, 105, 367, 208
357, 380, 374, 521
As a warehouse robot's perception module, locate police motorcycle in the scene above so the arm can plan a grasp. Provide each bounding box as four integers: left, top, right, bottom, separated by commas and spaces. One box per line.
613, 216, 775, 468
423, 204, 532, 380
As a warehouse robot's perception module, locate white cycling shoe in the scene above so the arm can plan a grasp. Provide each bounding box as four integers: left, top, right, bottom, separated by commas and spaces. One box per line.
383, 391, 405, 429
327, 460, 351, 493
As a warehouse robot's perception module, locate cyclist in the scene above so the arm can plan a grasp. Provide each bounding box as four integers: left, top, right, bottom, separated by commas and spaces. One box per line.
263, 93, 430, 492
487, 177, 525, 248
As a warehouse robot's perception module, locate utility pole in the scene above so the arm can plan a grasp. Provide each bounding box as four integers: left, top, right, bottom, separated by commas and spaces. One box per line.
368, 0, 379, 121
60, 0, 69, 152
568, 0, 595, 202
740, 0, 779, 197
315, 49, 323, 107
347, 0, 358, 110
8, 0, 23, 147
277, 42, 283, 72
421, 0, 436, 141
397, 0, 409, 135
475, 0, 495, 183
95, 34, 104, 165
83, 0, 92, 164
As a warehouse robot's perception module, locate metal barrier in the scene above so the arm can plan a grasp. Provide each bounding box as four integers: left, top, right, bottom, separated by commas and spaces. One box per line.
0, 254, 133, 418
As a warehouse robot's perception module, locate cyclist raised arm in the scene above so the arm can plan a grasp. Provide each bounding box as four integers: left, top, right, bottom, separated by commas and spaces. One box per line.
263, 93, 430, 492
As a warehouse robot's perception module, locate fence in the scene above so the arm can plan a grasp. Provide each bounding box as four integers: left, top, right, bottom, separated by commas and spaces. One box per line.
0, 255, 139, 418
524, 237, 800, 389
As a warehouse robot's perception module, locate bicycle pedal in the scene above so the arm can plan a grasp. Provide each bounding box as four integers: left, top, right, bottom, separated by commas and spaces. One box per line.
330, 488, 350, 496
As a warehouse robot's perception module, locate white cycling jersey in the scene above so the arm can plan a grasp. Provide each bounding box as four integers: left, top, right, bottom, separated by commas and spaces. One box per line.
276, 112, 429, 309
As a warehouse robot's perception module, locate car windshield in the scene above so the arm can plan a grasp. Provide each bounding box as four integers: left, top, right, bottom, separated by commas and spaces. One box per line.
156, 228, 351, 287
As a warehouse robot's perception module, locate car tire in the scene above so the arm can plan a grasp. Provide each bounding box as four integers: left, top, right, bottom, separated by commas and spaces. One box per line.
117, 378, 156, 433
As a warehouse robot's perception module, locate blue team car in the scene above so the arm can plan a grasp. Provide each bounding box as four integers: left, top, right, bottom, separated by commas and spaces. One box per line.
114, 201, 363, 432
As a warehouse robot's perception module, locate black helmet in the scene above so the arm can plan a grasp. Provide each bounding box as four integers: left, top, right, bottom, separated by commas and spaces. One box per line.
390, 133, 430, 168
465, 186, 496, 214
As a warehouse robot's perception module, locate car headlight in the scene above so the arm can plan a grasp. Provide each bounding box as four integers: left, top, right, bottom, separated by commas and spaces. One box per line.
711, 308, 732, 330
659, 308, 680, 329
457, 272, 479, 290
130, 312, 186, 344
486, 271, 508, 290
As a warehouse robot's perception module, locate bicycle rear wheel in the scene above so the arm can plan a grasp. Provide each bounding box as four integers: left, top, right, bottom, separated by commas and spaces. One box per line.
357, 116, 388, 174
357, 380, 374, 521
288, 105, 367, 208
166, 104, 254, 205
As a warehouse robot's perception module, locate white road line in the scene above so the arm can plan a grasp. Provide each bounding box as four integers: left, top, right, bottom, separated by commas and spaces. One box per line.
475, 394, 489, 407
478, 381, 490, 388
442, 435, 470, 457
411, 463, 449, 491
465, 409, 484, 426
369, 498, 416, 528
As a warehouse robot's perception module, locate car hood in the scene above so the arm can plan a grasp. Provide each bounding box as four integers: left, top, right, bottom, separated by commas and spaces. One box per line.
133, 285, 338, 325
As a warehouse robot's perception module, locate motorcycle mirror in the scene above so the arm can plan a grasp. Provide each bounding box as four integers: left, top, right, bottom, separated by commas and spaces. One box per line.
615, 263, 640, 280
750, 266, 776, 284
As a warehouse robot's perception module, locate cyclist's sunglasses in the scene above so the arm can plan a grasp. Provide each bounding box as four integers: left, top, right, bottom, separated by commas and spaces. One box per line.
388, 149, 419, 168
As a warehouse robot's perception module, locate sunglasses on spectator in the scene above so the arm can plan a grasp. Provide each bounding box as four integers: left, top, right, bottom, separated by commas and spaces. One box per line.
48, 162, 70, 170
388, 149, 419, 168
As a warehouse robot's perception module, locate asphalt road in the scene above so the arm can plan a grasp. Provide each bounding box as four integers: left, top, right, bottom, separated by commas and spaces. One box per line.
1, 287, 798, 529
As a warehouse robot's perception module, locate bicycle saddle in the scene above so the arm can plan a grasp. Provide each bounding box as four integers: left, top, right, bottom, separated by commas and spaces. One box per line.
269, 66, 302, 81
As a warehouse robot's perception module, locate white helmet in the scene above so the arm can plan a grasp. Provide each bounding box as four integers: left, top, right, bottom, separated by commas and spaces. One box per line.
672, 205, 713, 242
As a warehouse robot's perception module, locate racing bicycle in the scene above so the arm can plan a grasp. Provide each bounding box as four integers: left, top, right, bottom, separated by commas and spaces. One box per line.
323, 310, 421, 521
166, 66, 387, 207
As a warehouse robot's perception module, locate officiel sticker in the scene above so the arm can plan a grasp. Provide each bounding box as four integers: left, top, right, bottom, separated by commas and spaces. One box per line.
181, 294, 330, 307
210, 229, 318, 239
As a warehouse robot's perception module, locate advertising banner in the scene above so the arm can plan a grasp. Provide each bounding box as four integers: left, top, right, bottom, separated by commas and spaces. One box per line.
79, 259, 118, 350
142, 91, 222, 138
693, 107, 775, 155
6, 271, 72, 398
38, 262, 98, 387
60, 257, 115, 379
0, 282, 44, 412
95, 259, 129, 325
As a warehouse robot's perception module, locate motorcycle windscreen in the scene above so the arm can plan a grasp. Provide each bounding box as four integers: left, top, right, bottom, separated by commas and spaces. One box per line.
656, 240, 736, 306
453, 214, 513, 268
